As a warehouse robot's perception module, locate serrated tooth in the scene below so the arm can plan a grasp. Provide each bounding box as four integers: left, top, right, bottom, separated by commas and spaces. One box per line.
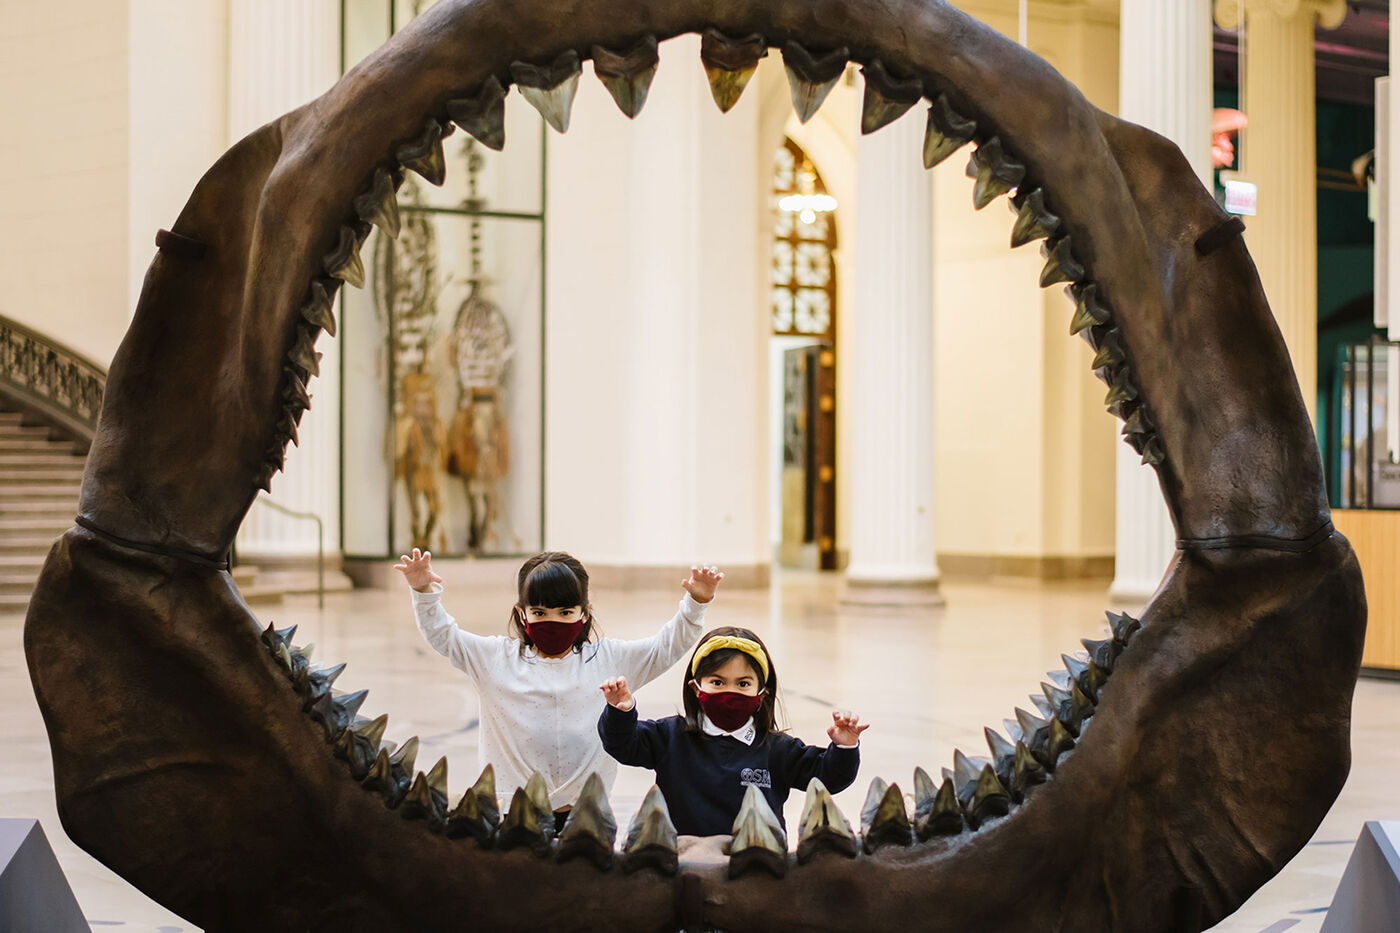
260, 622, 296, 651
322, 225, 365, 288
916, 775, 965, 840
300, 279, 338, 337
447, 76, 507, 151
512, 51, 581, 133
1010, 187, 1059, 247
1047, 669, 1072, 689
782, 41, 848, 124
1091, 328, 1127, 372
859, 778, 912, 853
1031, 693, 1056, 720
1040, 235, 1086, 287
288, 327, 320, 379
1082, 636, 1120, 673
1107, 610, 1143, 645
1010, 741, 1047, 802
729, 785, 788, 878
498, 771, 555, 854
700, 29, 767, 113
797, 778, 857, 863
400, 767, 448, 826
967, 137, 1025, 210
953, 749, 982, 795
923, 94, 976, 168
353, 167, 401, 238
282, 367, 311, 414
1105, 369, 1140, 409
965, 764, 1011, 829
276, 410, 300, 448
1122, 408, 1153, 436
1141, 436, 1166, 465
396, 119, 449, 186
620, 785, 678, 875
1067, 282, 1113, 337
445, 763, 500, 845
860, 59, 922, 134
984, 727, 1017, 776
556, 772, 616, 869
591, 36, 659, 119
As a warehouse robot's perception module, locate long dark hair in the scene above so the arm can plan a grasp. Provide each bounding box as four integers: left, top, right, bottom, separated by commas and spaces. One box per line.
682, 626, 783, 737
508, 551, 599, 655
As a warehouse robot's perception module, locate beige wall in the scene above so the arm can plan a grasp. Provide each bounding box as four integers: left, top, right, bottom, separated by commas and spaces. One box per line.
0, 1, 131, 364
933, 0, 1119, 567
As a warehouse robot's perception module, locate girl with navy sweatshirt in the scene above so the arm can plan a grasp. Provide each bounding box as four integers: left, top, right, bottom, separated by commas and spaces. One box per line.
597, 626, 868, 837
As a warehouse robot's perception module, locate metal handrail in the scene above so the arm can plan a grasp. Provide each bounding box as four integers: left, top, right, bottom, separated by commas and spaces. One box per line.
0, 313, 107, 447
251, 496, 326, 609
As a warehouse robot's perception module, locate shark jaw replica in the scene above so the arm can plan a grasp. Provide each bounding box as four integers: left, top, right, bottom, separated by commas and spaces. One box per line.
23, 0, 1366, 930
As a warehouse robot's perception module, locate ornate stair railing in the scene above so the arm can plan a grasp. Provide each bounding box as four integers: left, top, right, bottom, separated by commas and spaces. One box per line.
0, 313, 106, 448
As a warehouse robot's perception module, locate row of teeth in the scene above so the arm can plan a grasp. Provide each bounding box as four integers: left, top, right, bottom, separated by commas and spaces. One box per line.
255, 30, 1165, 495
259, 609, 1140, 876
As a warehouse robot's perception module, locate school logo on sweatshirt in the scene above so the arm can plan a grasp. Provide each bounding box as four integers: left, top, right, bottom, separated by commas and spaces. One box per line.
740, 768, 771, 789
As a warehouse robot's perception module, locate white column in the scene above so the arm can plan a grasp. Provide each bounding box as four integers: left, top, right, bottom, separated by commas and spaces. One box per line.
230, 0, 343, 560
1111, 0, 1213, 602
844, 108, 941, 592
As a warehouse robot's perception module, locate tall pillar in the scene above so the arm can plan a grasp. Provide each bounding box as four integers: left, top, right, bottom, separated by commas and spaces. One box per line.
844, 107, 941, 594
230, 0, 343, 560
1111, 0, 1213, 601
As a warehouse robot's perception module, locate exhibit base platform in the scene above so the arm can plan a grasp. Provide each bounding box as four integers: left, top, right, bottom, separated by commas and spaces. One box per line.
1320, 821, 1400, 933
0, 819, 87, 932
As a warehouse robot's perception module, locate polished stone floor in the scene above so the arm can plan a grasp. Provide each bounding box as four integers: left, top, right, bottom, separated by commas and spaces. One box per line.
3, 563, 1396, 931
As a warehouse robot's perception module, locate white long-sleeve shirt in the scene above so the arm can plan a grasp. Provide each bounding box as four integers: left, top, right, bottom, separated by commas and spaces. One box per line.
412, 585, 708, 810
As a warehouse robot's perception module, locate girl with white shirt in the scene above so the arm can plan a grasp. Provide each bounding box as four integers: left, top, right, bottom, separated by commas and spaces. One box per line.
395, 548, 722, 831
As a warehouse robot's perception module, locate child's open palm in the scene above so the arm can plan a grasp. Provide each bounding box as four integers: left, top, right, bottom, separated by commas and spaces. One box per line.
599, 676, 635, 711
681, 565, 725, 603
828, 710, 869, 746
394, 547, 442, 592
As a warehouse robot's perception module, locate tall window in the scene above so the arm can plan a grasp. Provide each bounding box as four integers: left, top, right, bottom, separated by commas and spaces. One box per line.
770, 138, 837, 338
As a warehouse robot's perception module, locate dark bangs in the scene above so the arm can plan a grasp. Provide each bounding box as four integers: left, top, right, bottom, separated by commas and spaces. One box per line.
519, 559, 584, 608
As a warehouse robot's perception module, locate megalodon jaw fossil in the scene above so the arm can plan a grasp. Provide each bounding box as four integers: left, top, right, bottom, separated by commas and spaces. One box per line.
23, 0, 1366, 930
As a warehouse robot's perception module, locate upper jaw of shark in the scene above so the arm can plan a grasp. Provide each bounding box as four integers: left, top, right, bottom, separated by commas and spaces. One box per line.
24, 0, 1364, 931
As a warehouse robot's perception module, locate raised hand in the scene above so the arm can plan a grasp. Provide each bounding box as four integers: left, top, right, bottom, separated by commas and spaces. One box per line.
827, 710, 870, 747
598, 676, 635, 711
681, 565, 725, 603
393, 547, 442, 592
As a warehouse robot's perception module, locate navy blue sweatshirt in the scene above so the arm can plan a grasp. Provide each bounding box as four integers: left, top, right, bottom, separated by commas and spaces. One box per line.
599, 704, 860, 837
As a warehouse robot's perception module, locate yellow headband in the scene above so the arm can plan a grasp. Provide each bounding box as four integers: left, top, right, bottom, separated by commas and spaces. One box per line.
689, 635, 770, 682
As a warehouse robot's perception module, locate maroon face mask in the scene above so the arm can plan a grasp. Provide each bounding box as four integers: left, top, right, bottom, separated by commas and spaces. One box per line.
522, 617, 585, 656
693, 687, 766, 732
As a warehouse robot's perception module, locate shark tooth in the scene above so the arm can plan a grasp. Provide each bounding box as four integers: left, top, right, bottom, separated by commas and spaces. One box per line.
395, 119, 449, 186
300, 279, 338, 337
1142, 436, 1166, 465
1067, 282, 1112, 337
1062, 653, 1091, 690
699, 29, 767, 114
967, 136, 1025, 210
447, 76, 507, 151
860, 778, 912, 853
796, 778, 857, 863
260, 622, 296, 652
1030, 692, 1056, 720
923, 94, 976, 168
294, 662, 345, 711
1108, 610, 1143, 646
953, 749, 984, 801
511, 51, 582, 134
332, 711, 386, 780
1040, 236, 1086, 287
1046, 669, 1072, 690
352, 167, 401, 239
1081, 636, 1120, 673
1121, 408, 1154, 437
912, 766, 938, 826
1010, 187, 1060, 247
1010, 741, 1047, 802
275, 410, 300, 448
556, 772, 616, 869
620, 785, 678, 875
918, 776, 965, 840
729, 785, 788, 878
1104, 369, 1140, 409
389, 736, 418, 777
1125, 431, 1150, 456
782, 41, 848, 124
273, 642, 293, 672
1091, 328, 1127, 372
282, 367, 311, 414
985, 728, 1017, 775
591, 36, 659, 119
288, 327, 320, 380
362, 747, 411, 808
400, 765, 448, 827
322, 225, 365, 288
446, 764, 501, 845
498, 771, 554, 854
1032, 718, 1076, 771
859, 59, 922, 134
965, 764, 1011, 829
